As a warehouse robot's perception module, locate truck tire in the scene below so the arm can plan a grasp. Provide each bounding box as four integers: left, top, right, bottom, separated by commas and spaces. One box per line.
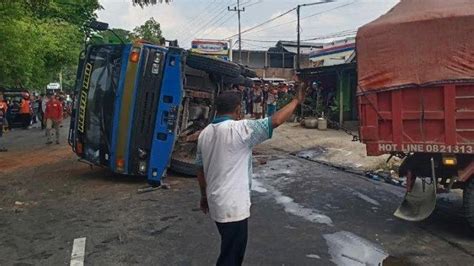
463, 178, 474, 229
239, 65, 258, 78
186, 54, 241, 78
224, 75, 254, 87
170, 158, 197, 177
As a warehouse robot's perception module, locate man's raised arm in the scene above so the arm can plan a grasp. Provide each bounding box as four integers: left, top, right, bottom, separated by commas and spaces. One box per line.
271, 83, 306, 128
197, 168, 209, 214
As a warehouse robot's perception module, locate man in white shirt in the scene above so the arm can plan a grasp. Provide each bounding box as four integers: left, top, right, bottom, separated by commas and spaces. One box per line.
196, 83, 305, 265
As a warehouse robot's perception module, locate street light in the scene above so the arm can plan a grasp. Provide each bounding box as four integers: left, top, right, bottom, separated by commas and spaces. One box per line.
297, 1, 334, 70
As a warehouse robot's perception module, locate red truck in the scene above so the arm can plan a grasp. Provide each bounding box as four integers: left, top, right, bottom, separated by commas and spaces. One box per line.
357, 0, 474, 228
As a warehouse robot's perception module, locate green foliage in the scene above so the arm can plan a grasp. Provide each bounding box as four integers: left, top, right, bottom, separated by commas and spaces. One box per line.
99, 28, 135, 44
133, 17, 165, 45
0, 1, 101, 90
132, 0, 172, 7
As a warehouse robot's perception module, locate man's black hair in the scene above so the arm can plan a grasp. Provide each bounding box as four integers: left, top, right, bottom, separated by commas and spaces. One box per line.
216, 91, 242, 114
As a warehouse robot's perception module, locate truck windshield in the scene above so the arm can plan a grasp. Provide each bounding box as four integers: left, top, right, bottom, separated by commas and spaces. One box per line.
82, 45, 123, 164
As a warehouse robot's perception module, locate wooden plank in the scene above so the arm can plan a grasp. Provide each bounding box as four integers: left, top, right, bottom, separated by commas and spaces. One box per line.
391, 90, 403, 146
444, 85, 456, 145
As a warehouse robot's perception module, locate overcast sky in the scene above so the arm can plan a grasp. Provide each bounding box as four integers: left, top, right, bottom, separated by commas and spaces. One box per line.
98, 0, 399, 49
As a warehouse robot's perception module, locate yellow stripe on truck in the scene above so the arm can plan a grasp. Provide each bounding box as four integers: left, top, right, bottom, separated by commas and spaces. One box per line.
115, 47, 140, 168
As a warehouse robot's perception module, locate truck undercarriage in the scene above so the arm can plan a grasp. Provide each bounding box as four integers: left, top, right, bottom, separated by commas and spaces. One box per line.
169, 55, 255, 176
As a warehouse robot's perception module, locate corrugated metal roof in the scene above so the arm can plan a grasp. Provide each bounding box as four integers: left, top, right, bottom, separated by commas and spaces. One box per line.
276, 40, 324, 55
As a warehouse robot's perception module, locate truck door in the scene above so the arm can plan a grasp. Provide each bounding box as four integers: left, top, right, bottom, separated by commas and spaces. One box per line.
147, 47, 185, 184
74, 45, 124, 166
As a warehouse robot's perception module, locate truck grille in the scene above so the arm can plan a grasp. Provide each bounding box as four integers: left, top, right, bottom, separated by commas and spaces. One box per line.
129, 47, 164, 174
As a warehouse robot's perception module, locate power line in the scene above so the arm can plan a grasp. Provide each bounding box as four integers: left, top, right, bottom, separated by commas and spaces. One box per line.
181, 1, 234, 44
302, 30, 356, 41
241, 41, 269, 49
241, 28, 356, 43
194, 0, 253, 38
188, 11, 230, 38
302, 0, 355, 20
228, 0, 246, 62
242, 0, 263, 8
172, 0, 217, 38
178, 1, 232, 41
203, 13, 237, 38
242, 38, 279, 43
225, 6, 297, 39
233, 1, 356, 38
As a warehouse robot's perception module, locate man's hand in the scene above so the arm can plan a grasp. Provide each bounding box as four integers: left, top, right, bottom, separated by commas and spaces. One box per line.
271, 78, 308, 128
295, 82, 307, 104
200, 196, 209, 214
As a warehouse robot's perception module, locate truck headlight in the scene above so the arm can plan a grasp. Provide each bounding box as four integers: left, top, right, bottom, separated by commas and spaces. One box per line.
138, 148, 147, 159
139, 161, 147, 173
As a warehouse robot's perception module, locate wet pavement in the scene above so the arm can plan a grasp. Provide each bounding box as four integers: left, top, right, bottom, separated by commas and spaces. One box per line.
0, 124, 473, 265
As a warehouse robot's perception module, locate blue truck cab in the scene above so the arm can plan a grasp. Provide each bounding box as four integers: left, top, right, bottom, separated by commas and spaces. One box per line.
69, 43, 184, 185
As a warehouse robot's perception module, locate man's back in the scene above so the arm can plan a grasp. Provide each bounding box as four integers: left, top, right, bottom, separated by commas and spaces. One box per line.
197, 118, 272, 223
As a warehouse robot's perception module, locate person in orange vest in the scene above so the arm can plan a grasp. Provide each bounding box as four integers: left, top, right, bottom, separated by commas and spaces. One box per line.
19, 93, 32, 129
0, 94, 8, 152
44, 93, 63, 145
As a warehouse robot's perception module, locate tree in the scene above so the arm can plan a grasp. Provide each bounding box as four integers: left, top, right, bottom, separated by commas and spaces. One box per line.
0, 1, 101, 90
132, 17, 165, 44
100, 28, 135, 44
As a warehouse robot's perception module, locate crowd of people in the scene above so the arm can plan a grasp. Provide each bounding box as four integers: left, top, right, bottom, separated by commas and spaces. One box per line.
237, 82, 296, 119
0, 91, 69, 152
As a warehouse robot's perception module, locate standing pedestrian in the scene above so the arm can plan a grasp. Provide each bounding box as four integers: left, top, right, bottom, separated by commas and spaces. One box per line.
37, 94, 45, 129
19, 93, 32, 129
31, 94, 40, 125
0, 94, 8, 152
266, 87, 278, 117
196, 83, 306, 266
246, 86, 253, 116
252, 86, 263, 119
262, 84, 269, 117
41, 93, 49, 132
44, 93, 63, 145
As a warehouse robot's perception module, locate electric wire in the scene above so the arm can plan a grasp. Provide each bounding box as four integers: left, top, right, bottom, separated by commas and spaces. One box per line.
178, 0, 232, 43
226, 0, 356, 39
172, 0, 218, 38
225, 6, 297, 39
181, 0, 234, 44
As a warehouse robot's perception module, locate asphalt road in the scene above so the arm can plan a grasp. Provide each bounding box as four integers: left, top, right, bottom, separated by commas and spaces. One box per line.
0, 124, 473, 265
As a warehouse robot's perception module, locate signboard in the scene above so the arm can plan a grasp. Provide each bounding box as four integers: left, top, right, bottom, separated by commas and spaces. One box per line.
375, 143, 474, 154
191, 39, 231, 60
309, 38, 355, 66
47, 82, 61, 91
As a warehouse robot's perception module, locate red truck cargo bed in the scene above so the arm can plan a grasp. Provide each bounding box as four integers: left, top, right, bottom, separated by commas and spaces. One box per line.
359, 84, 474, 156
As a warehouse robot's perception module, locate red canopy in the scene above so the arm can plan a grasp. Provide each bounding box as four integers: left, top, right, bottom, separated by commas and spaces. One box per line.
357, 0, 474, 93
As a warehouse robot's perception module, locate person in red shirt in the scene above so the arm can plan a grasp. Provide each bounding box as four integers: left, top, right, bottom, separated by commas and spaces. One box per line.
0, 94, 8, 152
19, 93, 32, 129
44, 93, 63, 144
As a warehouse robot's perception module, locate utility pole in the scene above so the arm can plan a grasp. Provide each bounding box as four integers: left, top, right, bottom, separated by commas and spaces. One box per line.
296, 1, 333, 70
228, 0, 245, 63
297, 5, 301, 70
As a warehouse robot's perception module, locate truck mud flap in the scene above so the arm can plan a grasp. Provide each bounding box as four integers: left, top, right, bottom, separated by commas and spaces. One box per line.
394, 178, 436, 222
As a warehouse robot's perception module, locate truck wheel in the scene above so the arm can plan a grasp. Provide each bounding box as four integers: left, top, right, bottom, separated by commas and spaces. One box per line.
170, 158, 197, 177
223, 75, 254, 87
186, 54, 241, 78
463, 178, 474, 229
239, 65, 258, 78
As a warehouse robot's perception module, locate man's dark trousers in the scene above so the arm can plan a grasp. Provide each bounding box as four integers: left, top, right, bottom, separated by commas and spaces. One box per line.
215, 219, 248, 266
